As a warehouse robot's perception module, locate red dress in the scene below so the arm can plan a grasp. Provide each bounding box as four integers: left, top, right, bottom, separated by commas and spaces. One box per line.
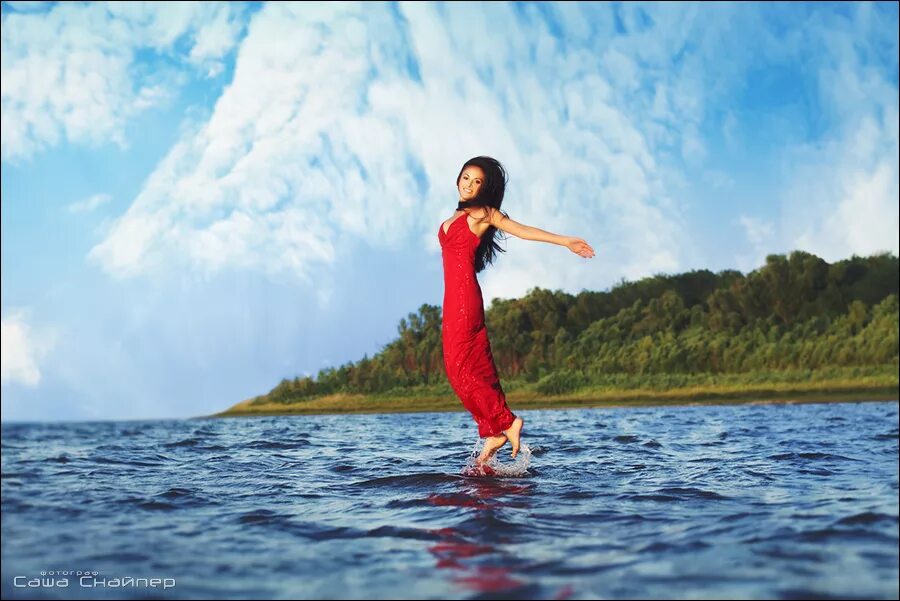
439, 211, 517, 438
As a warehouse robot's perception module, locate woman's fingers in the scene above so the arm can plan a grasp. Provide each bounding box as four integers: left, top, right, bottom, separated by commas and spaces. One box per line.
568, 237, 595, 258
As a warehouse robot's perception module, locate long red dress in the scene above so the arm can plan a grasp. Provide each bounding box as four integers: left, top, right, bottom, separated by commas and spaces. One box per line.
439, 211, 517, 438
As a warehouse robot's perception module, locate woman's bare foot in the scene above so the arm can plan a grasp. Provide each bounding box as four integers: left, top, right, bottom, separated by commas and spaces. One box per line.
477, 434, 507, 464
504, 416, 524, 458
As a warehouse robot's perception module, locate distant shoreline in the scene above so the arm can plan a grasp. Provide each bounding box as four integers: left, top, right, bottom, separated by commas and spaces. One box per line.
210, 384, 899, 418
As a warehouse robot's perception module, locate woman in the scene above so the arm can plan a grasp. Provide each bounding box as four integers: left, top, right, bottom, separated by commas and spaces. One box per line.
438, 156, 595, 466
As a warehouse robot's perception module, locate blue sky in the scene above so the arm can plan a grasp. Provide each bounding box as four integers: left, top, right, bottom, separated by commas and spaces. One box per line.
2, 1, 898, 422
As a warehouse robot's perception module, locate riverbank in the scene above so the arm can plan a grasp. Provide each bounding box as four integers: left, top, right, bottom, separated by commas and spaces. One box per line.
211, 378, 898, 418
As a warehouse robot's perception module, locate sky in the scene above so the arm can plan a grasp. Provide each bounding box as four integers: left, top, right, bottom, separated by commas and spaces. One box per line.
1, 1, 898, 423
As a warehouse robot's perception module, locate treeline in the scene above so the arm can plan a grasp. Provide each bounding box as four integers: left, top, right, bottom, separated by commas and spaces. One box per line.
250, 251, 898, 406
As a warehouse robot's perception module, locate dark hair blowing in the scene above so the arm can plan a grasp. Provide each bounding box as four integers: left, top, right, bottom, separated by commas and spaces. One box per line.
456, 156, 510, 273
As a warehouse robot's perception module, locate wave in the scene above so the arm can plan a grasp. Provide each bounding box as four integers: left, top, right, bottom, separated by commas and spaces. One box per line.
767, 452, 861, 462
349, 472, 464, 488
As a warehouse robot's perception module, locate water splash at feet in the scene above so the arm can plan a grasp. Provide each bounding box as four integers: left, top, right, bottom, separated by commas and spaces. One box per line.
461, 438, 532, 477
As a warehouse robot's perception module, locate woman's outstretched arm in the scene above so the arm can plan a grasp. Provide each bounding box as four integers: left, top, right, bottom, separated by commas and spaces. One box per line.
485, 208, 596, 259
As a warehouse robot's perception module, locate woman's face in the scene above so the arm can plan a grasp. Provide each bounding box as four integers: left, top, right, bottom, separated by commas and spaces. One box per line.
457, 165, 485, 203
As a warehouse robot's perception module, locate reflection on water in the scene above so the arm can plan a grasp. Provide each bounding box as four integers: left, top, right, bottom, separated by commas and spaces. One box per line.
427, 475, 536, 595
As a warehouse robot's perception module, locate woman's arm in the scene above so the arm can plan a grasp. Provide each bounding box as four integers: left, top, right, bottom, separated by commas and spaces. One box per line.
486, 208, 596, 259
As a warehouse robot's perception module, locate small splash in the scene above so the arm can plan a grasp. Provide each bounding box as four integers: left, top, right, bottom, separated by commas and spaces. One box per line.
461, 438, 532, 477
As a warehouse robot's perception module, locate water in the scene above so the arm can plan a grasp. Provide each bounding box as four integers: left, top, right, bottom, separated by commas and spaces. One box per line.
2, 401, 898, 600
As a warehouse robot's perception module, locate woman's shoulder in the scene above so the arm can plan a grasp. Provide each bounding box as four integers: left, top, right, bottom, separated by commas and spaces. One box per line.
464, 206, 494, 221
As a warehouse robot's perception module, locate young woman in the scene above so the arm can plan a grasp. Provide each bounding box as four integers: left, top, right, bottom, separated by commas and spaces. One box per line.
438, 156, 595, 466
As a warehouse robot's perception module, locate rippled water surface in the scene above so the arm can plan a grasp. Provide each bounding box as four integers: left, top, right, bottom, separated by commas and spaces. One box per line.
3, 401, 898, 599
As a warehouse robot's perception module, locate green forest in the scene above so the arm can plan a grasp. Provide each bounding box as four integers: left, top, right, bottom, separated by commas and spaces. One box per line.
218, 251, 899, 416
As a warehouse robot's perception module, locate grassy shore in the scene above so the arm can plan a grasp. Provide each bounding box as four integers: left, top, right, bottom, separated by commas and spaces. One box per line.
211, 377, 898, 418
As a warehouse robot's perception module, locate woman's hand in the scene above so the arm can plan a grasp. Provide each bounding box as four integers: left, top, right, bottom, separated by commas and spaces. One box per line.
565, 237, 595, 258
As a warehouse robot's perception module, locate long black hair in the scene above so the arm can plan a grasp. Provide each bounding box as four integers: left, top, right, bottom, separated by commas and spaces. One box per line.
455, 156, 510, 273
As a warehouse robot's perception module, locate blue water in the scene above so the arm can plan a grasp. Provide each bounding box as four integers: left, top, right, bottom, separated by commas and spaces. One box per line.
2, 401, 898, 600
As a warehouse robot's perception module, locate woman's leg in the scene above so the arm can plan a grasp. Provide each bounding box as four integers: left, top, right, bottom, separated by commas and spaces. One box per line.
503, 416, 524, 459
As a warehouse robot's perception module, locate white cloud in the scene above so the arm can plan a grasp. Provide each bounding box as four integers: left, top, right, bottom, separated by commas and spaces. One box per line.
602, 47, 639, 92
77, 2, 898, 308
1, 1, 246, 161
89, 2, 709, 306
67, 192, 112, 214
1, 308, 56, 387
736, 215, 777, 272
133, 84, 174, 111
184, 2, 244, 76
779, 8, 899, 262
788, 137, 899, 261
739, 215, 775, 248
722, 111, 739, 149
